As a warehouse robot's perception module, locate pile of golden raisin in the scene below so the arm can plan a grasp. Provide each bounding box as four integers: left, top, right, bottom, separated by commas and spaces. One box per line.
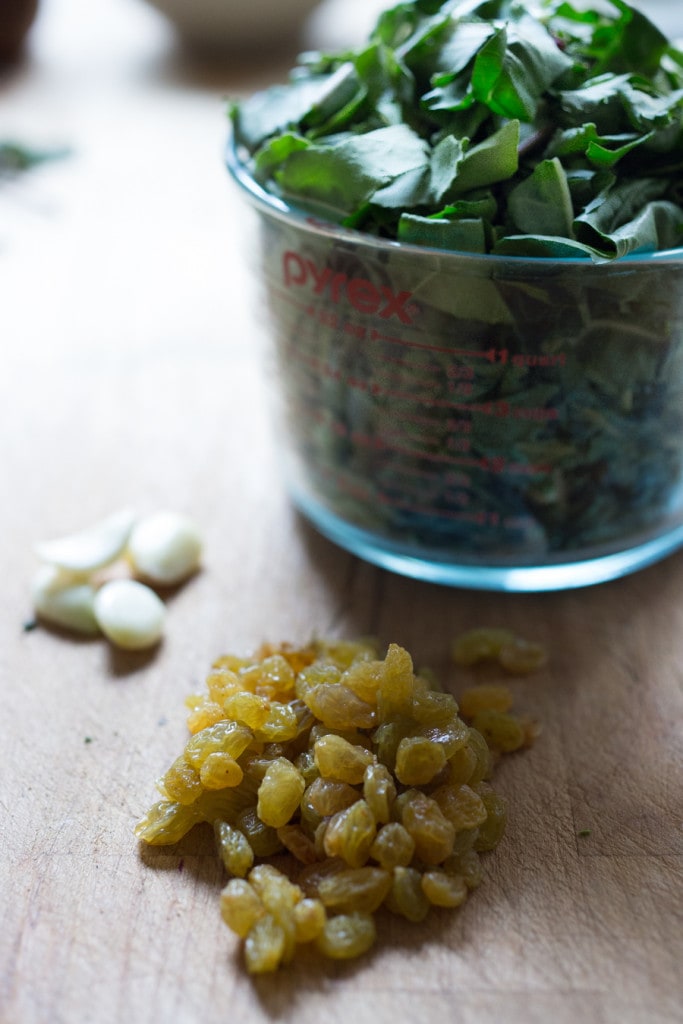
135, 632, 544, 973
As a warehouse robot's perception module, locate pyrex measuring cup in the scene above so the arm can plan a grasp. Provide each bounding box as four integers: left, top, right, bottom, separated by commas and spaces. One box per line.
227, 145, 683, 591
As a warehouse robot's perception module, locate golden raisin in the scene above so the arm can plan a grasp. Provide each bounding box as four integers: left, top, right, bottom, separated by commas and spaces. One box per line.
158, 754, 202, 805
474, 784, 507, 852
395, 735, 447, 786
421, 870, 468, 908
305, 683, 376, 731
377, 643, 415, 719
186, 699, 227, 734
445, 848, 483, 890
215, 821, 254, 878
244, 913, 287, 974
305, 776, 359, 817
240, 654, 296, 701
323, 800, 376, 868
341, 658, 383, 705
314, 733, 375, 784
452, 628, 515, 667
499, 637, 547, 674
363, 762, 396, 824
223, 691, 271, 729
220, 878, 264, 938
371, 718, 413, 772
297, 857, 348, 900
314, 913, 376, 960
136, 636, 532, 973
370, 822, 415, 869
200, 753, 244, 790
292, 898, 326, 943
471, 710, 526, 753
276, 824, 318, 865
447, 743, 478, 787
185, 720, 253, 769
431, 783, 488, 831
206, 668, 242, 705
465, 727, 492, 785
385, 866, 430, 922
295, 661, 341, 701
458, 685, 514, 718
253, 702, 301, 743
257, 758, 305, 828
235, 807, 283, 858
134, 800, 197, 845
318, 866, 392, 915
249, 864, 302, 916
401, 791, 456, 865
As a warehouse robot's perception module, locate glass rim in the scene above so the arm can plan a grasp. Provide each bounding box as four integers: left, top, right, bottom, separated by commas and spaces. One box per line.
226, 133, 683, 271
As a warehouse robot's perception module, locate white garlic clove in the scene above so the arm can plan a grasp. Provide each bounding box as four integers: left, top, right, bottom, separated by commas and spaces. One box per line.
127, 511, 203, 586
31, 565, 101, 636
93, 579, 165, 651
34, 507, 137, 573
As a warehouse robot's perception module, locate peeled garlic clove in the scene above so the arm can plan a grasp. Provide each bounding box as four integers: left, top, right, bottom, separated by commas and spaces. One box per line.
127, 511, 202, 586
34, 507, 137, 573
31, 565, 101, 636
93, 579, 165, 651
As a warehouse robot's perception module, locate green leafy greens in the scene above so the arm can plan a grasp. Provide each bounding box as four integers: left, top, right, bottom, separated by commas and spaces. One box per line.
231, 0, 683, 260
228, 1, 683, 573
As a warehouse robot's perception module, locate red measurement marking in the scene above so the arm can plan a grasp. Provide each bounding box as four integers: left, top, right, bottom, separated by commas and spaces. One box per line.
449, 400, 559, 422
379, 350, 445, 376
447, 365, 475, 380
369, 327, 506, 363
380, 496, 488, 525
271, 288, 565, 381
348, 432, 481, 470
310, 405, 550, 479
315, 465, 505, 527
289, 348, 447, 405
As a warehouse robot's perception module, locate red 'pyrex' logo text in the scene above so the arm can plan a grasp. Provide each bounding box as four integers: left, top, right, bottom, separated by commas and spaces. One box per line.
282, 250, 417, 325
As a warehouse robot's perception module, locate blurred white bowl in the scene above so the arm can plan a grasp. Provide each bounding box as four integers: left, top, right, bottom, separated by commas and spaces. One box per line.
142, 0, 323, 52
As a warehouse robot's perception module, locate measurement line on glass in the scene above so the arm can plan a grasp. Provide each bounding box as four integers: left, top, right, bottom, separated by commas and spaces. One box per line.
308, 408, 550, 478
271, 285, 510, 362
288, 346, 556, 422
287, 346, 446, 404
315, 464, 506, 528
369, 326, 505, 363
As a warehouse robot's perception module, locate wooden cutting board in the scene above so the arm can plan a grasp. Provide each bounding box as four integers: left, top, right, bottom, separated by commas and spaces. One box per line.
3, 526, 682, 1024
1, 1, 681, 1021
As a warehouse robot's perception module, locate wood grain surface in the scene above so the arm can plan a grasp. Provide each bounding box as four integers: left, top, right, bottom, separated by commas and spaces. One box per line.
1, 2, 682, 1022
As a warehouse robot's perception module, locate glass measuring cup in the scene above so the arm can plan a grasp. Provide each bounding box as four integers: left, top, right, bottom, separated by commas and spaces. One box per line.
227, 144, 683, 591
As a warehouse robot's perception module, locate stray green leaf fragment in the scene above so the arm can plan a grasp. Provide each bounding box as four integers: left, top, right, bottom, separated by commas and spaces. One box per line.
0, 142, 70, 180
231, 0, 683, 257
